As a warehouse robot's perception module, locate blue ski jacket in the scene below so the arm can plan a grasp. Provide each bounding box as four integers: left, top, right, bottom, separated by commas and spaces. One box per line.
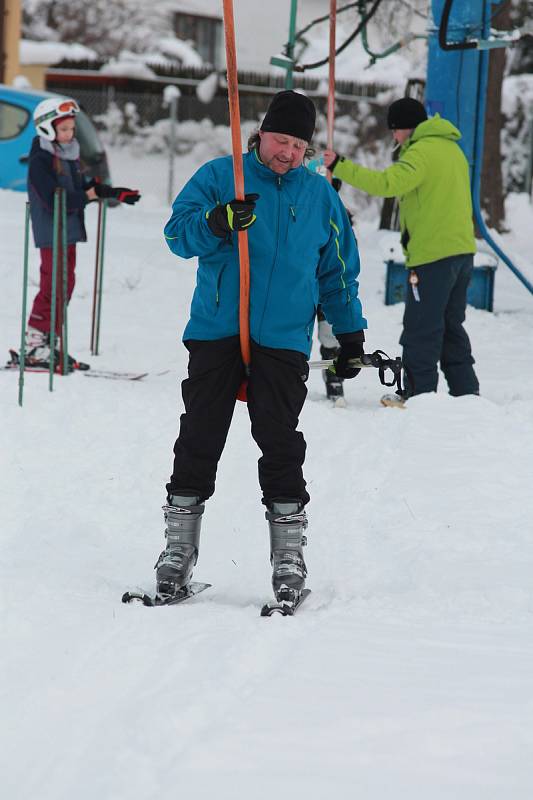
28, 136, 89, 248
164, 149, 367, 357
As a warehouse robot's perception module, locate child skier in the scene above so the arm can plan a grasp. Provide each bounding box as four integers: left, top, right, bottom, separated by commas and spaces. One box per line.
21, 96, 141, 370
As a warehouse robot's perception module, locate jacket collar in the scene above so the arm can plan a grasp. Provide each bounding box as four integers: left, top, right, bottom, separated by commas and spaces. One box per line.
247, 147, 302, 184
39, 136, 80, 161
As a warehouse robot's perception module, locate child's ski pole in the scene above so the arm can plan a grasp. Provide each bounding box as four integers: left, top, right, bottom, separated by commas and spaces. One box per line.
49, 189, 61, 391
94, 199, 108, 356
18, 203, 31, 407
90, 199, 102, 353
59, 190, 69, 375
90, 198, 108, 355
57, 190, 68, 375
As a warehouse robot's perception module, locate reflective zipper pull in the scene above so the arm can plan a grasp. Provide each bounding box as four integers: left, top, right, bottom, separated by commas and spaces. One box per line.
290, 206, 296, 222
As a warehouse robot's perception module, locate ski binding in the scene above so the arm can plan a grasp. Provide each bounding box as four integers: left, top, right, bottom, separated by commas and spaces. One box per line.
260, 588, 311, 617
122, 581, 211, 607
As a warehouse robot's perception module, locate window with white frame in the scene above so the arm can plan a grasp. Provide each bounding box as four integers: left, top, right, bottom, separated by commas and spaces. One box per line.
174, 12, 223, 69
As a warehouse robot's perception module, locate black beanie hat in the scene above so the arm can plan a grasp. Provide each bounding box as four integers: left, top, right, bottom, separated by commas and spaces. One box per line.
260, 90, 316, 142
387, 98, 428, 130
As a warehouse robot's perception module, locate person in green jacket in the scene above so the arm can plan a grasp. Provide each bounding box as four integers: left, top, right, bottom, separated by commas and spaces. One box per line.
323, 97, 479, 406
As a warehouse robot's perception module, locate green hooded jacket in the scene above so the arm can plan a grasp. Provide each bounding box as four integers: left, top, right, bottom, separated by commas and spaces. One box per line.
332, 115, 476, 267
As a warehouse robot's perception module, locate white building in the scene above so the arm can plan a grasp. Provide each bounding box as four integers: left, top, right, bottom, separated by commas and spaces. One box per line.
171, 1, 425, 87
173, 1, 342, 72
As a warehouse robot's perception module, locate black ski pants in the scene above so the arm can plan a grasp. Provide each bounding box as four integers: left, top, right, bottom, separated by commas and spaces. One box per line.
400, 254, 480, 397
167, 336, 310, 506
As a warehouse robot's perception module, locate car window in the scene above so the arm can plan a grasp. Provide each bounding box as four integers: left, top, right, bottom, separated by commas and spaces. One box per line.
76, 110, 105, 163
0, 101, 30, 140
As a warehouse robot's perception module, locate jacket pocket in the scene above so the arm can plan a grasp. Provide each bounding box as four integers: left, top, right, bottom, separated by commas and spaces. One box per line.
215, 263, 227, 308
305, 286, 317, 341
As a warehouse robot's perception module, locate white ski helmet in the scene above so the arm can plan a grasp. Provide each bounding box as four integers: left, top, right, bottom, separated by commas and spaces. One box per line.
33, 97, 80, 142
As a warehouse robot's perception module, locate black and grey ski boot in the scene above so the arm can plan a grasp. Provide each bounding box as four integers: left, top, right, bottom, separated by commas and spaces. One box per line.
320, 344, 345, 404
266, 501, 308, 603
155, 494, 204, 596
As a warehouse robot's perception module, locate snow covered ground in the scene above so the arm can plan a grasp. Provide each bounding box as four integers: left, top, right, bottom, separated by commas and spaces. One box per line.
2, 147, 533, 800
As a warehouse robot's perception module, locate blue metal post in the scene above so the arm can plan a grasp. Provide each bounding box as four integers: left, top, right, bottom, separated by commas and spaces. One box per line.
426, 0, 533, 297
470, 3, 533, 295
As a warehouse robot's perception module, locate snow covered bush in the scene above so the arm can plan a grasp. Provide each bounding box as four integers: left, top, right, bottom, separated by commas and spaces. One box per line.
501, 74, 533, 193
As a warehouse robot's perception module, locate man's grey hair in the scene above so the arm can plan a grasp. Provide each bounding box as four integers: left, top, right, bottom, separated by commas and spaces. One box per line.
247, 130, 315, 158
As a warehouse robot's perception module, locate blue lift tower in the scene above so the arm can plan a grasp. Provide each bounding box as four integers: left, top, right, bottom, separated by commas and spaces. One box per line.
426, 0, 533, 296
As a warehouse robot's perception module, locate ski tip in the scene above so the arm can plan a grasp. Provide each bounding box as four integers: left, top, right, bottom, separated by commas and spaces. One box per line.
260, 588, 311, 617
380, 393, 407, 409
122, 590, 153, 605
332, 397, 347, 409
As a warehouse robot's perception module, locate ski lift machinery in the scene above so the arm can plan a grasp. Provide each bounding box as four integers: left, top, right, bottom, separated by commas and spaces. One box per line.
271, 0, 533, 301
427, 0, 533, 297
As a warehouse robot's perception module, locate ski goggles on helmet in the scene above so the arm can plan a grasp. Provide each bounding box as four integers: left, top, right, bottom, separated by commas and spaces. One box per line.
34, 99, 80, 126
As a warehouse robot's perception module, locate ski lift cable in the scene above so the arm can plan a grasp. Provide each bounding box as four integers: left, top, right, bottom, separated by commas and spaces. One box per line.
395, 0, 428, 21
290, 2, 360, 47
293, 0, 385, 72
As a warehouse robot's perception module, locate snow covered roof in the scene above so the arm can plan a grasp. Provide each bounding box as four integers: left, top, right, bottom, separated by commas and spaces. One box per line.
20, 39, 99, 66
172, 1, 221, 19
99, 60, 158, 81
156, 38, 204, 68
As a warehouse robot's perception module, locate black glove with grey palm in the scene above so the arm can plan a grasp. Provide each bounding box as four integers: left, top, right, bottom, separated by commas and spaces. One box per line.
331, 332, 365, 379
207, 193, 259, 238
94, 183, 141, 205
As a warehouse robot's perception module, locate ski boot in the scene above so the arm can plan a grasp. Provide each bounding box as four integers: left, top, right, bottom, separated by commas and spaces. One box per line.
155, 494, 204, 597
24, 327, 55, 368
20, 328, 89, 372
267, 500, 308, 604
320, 345, 345, 405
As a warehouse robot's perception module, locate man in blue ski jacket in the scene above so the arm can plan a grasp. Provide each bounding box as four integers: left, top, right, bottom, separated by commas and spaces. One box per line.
155, 90, 367, 604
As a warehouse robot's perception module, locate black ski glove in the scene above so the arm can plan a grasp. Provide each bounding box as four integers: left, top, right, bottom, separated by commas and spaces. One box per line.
207, 193, 259, 238
94, 184, 141, 205
327, 153, 341, 172
331, 333, 365, 379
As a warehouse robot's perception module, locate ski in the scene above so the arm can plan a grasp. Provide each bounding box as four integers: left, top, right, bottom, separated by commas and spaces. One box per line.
5, 350, 151, 381
83, 370, 148, 381
5, 348, 90, 373
260, 588, 311, 617
121, 581, 211, 607
380, 393, 407, 409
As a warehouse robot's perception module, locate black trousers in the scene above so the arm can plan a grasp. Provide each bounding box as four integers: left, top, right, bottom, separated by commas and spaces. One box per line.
167, 337, 310, 506
400, 254, 480, 397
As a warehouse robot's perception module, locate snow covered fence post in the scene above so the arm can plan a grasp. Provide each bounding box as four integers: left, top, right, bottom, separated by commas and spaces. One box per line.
163, 85, 181, 207
17, 203, 31, 407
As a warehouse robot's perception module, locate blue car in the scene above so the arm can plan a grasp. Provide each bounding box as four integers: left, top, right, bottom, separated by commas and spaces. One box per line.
0, 84, 111, 191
